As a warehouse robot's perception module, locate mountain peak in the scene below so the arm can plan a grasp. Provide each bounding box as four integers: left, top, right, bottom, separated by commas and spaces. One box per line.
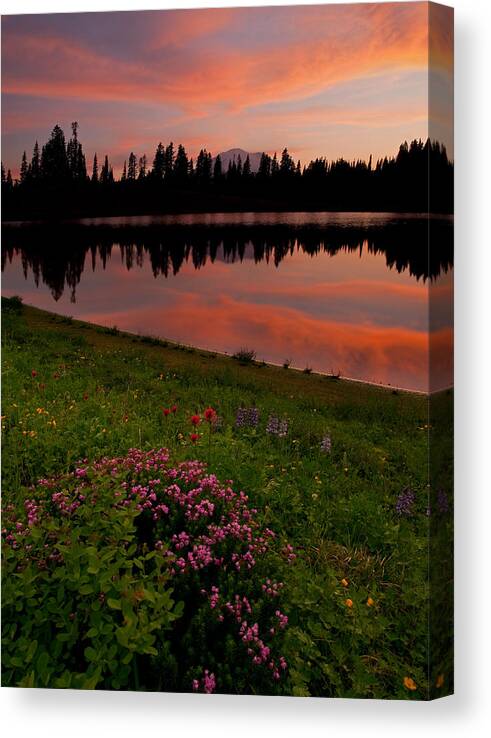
214, 149, 263, 173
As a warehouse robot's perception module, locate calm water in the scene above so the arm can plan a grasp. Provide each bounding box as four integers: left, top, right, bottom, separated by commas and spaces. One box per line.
1, 212, 453, 392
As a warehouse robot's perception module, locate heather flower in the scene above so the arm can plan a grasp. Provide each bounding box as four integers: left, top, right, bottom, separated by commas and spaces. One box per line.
275, 610, 288, 629
282, 543, 296, 563
203, 670, 216, 694
193, 669, 216, 694
320, 434, 332, 454
3, 448, 290, 693
395, 487, 415, 516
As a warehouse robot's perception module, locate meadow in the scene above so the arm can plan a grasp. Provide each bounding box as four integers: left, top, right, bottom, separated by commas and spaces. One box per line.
1, 296, 451, 698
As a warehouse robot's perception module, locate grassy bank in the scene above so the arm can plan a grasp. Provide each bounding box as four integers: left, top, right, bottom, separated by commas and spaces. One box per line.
1, 297, 449, 698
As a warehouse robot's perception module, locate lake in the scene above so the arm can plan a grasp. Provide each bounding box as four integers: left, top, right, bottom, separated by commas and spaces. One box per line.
1, 212, 453, 393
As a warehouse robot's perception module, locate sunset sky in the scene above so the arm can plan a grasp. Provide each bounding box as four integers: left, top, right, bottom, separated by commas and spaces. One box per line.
1, 2, 453, 178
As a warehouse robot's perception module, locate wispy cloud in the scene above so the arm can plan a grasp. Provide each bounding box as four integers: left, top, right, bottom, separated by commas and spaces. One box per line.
1, 3, 453, 174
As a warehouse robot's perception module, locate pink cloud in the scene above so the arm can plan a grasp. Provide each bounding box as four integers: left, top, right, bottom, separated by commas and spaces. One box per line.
2, 3, 432, 111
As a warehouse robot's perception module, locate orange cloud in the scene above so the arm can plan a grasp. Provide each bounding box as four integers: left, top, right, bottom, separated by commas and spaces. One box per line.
84, 292, 430, 391
243, 278, 427, 304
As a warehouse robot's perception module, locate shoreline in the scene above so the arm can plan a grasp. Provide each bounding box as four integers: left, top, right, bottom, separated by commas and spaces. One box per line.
2, 210, 455, 227
15, 301, 430, 397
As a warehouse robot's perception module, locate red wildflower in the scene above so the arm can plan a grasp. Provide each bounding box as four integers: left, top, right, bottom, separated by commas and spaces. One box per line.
171, 405, 178, 414
83, 393, 89, 401
191, 414, 201, 426
204, 407, 217, 422
190, 432, 200, 443
31, 370, 37, 378
163, 408, 171, 417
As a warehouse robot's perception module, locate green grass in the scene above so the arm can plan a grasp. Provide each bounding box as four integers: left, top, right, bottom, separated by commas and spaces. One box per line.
1, 297, 452, 698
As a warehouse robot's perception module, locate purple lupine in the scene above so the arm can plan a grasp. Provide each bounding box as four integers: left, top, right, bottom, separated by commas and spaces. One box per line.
395, 487, 415, 517
320, 434, 332, 454
248, 408, 260, 427
266, 415, 288, 437
437, 489, 449, 514
236, 407, 260, 428
278, 419, 288, 437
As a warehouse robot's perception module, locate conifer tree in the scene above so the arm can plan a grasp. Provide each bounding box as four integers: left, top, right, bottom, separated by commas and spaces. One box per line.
128, 152, 137, 180
271, 152, 279, 177
174, 144, 189, 182
99, 154, 110, 184
20, 151, 29, 183
243, 154, 251, 179
164, 142, 175, 179
138, 155, 147, 180
152, 143, 165, 179
213, 154, 223, 181
258, 152, 271, 179
40, 125, 69, 181
91, 153, 98, 183
279, 148, 295, 177
31, 141, 40, 180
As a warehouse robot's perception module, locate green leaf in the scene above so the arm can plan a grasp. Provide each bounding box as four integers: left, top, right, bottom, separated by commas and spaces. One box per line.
81, 667, 102, 689
84, 646, 98, 662
26, 639, 38, 663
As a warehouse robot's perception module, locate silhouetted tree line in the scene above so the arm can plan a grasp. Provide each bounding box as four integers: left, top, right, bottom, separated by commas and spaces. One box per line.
2, 217, 453, 302
1, 123, 453, 220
